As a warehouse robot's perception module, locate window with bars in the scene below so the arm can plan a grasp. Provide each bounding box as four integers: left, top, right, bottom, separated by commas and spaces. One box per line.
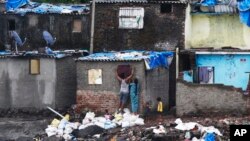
119, 7, 144, 29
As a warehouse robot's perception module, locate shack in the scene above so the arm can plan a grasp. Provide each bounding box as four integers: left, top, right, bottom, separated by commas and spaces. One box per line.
0, 1, 90, 51
0, 50, 87, 110
76, 50, 174, 113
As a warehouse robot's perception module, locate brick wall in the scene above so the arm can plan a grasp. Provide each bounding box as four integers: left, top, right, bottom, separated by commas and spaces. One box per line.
94, 3, 186, 52
176, 80, 250, 116
77, 90, 119, 113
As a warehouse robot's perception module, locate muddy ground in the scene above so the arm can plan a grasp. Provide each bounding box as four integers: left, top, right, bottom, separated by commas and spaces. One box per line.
0, 109, 250, 141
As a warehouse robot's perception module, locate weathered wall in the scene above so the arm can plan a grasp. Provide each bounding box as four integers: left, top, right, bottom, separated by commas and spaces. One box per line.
55, 57, 77, 109
185, 11, 250, 49
176, 80, 249, 116
0, 13, 90, 51
94, 3, 186, 52
0, 58, 56, 109
76, 61, 146, 113
145, 67, 170, 111
76, 60, 172, 113
196, 54, 250, 90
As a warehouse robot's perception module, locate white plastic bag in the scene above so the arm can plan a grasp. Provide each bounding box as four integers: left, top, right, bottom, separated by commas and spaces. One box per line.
135, 118, 144, 125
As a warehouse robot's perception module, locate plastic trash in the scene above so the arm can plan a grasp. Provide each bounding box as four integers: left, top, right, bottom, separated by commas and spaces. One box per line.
104, 120, 117, 129
82, 118, 91, 125
46, 131, 57, 137
64, 114, 70, 121
63, 134, 73, 140
204, 133, 215, 141
185, 131, 191, 139
64, 127, 73, 134
57, 128, 64, 136
50, 118, 60, 127
201, 126, 222, 136
135, 118, 145, 125
94, 117, 107, 123
45, 125, 58, 133
114, 113, 123, 121
95, 121, 105, 129
65, 122, 80, 130
93, 134, 101, 138
175, 122, 197, 131
121, 121, 130, 128
153, 125, 166, 134
123, 108, 130, 114
78, 123, 95, 130
84, 112, 95, 120
58, 118, 69, 129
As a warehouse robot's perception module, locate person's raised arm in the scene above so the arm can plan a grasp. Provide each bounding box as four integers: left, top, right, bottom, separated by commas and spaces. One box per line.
125, 67, 134, 82
116, 68, 122, 81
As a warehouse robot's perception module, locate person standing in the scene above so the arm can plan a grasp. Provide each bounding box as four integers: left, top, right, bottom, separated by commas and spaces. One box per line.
129, 78, 139, 115
116, 67, 134, 112
157, 97, 163, 122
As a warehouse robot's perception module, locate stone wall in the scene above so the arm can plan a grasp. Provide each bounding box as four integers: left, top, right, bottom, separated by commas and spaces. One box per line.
176, 80, 250, 116
94, 3, 186, 52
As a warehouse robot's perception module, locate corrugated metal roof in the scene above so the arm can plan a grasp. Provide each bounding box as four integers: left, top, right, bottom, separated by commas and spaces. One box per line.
0, 50, 88, 59
95, 0, 148, 3
77, 58, 143, 62
95, 0, 186, 4
214, 5, 237, 13
0, 54, 58, 59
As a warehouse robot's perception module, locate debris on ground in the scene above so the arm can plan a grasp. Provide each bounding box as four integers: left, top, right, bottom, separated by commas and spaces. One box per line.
1, 106, 250, 140
44, 108, 145, 140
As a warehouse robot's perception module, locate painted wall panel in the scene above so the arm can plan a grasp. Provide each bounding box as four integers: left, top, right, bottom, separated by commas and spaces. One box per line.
196, 54, 250, 90
186, 13, 250, 49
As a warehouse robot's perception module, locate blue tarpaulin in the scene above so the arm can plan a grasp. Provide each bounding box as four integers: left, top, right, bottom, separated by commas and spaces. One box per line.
204, 133, 216, 141
78, 50, 174, 70
6, 0, 29, 11
201, 0, 217, 6
238, 0, 250, 27
6, 1, 89, 15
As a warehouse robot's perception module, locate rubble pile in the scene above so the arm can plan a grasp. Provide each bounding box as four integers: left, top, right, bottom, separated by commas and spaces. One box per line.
44, 108, 145, 140
1, 112, 250, 140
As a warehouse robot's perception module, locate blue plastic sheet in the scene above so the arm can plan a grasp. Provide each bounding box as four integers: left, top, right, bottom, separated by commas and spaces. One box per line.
6, 1, 89, 15
238, 0, 250, 27
201, 0, 217, 6
6, 0, 29, 11
0, 51, 11, 55
204, 133, 216, 141
79, 50, 174, 70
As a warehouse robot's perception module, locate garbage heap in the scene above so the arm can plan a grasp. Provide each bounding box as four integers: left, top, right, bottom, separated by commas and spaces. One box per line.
174, 118, 223, 141
45, 108, 145, 140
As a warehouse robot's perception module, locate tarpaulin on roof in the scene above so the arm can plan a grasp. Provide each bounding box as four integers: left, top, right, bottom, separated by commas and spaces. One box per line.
6, 0, 29, 11
6, 1, 89, 15
79, 50, 174, 70
201, 0, 217, 6
238, 0, 250, 27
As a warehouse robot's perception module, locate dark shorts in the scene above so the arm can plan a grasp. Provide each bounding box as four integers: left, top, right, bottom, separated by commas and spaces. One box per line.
120, 92, 129, 104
